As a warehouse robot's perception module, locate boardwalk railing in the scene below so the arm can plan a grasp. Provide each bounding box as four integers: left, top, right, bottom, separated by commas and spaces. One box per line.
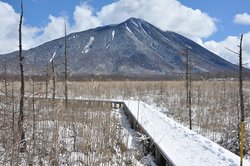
122, 102, 174, 166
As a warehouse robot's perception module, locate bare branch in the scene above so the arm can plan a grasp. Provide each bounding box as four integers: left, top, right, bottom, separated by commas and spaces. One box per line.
225, 47, 239, 55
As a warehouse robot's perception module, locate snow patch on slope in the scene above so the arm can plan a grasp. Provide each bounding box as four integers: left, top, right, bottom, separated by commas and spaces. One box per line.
49, 51, 56, 62
138, 22, 150, 37
130, 20, 151, 39
131, 19, 139, 27
126, 23, 138, 40
106, 43, 111, 49
126, 23, 133, 35
107, 30, 116, 49
161, 34, 171, 42
82, 36, 94, 54
112, 30, 115, 40
194, 66, 208, 72
141, 26, 150, 36
185, 44, 192, 49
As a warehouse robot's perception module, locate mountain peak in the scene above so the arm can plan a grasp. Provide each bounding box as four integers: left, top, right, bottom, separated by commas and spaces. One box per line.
1, 18, 238, 77
126, 17, 145, 22
123, 17, 148, 25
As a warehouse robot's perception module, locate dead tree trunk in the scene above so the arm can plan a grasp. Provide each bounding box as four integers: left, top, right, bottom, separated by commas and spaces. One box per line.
45, 63, 49, 99
4, 57, 7, 127
11, 82, 15, 144
239, 34, 244, 166
185, 49, 192, 130
49, 51, 57, 105
2, 57, 8, 149
51, 59, 56, 100
48, 50, 57, 101
239, 34, 244, 123
32, 80, 35, 142
64, 19, 68, 109
188, 68, 192, 130
226, 34, 245, 164
18, 0, 26, 152
31, 79, 36, 162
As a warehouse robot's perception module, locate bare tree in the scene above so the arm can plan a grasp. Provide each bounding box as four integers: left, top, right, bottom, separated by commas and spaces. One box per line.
64, 18, 68, 109
18, 0, 26, 152
62, 19, 76, 151
239, 34, 244, 166
62, 18, 77, 151
4, 57, 8, 128
45, 63, 49, 99
31, 79, 36, 162
50, 52, 56, 100
185, 48, 192, 130
11, 81, 16, 144
226, 34, 245, 166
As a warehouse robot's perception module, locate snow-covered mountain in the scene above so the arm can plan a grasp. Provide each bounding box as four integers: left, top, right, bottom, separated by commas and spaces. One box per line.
0, 18, 239, 77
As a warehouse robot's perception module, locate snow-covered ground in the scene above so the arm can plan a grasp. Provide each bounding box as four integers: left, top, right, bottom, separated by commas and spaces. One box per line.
124, 100, 250, 166
0, 99, 154, 165
40, 96, 250, 166
1, 80, 250, 165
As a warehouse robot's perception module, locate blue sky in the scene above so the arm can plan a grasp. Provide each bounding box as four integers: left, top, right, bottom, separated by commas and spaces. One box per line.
4, 0, 115, 27
5, 0, 250, 41
180, 0, 250, 41
0, 0, 250, 65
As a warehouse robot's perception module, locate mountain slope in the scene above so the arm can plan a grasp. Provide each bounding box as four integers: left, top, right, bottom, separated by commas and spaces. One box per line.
0, 18, 238, 77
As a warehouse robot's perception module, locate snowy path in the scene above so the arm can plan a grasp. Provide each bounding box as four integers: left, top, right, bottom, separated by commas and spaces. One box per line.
124, 100, 250, 166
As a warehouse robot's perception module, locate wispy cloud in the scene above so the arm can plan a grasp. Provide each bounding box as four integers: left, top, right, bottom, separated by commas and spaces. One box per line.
233, 13, 250, 25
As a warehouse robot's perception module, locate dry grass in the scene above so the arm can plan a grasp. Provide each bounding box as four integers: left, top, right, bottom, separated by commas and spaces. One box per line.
0, 81, 143, 165
61, 80, 250, 156
0, 79, 250, 163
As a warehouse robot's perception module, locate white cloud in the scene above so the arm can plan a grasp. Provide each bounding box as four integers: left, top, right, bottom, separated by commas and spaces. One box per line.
0, 1, 41, 53
2, 0, 247, 67
71, 3, 101, 32
204, 32, 250, 67
34, 15, 66, 45
22, 25, 41, 50
96, 0, 216, 39
0, 1, 20, 53
234, 13, 250, 25
0, 0, 217, 54
0, 1, 71, 54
